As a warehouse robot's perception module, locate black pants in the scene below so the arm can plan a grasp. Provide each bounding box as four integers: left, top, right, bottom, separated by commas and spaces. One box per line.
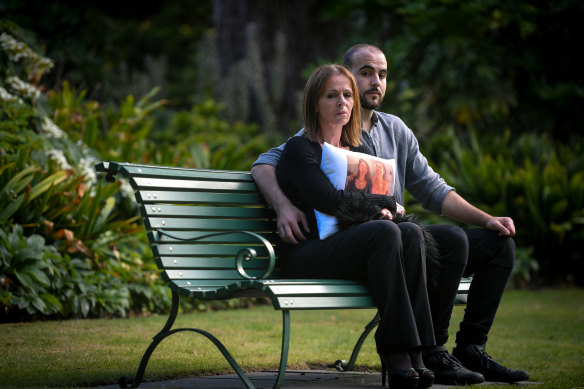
425, 225, 515, 348
279, 220, 436, 353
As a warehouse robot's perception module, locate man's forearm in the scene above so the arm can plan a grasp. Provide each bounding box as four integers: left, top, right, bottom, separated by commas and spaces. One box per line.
440, 190, 491, 228
251, 164, 289, 212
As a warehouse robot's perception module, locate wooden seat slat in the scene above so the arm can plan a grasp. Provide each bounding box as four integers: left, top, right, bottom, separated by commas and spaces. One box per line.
149, 230, 277, 244
135, 190, 265, 205
117, 163, 254, 182
156, 257, 272, 270
144, 217, 274, 231
132, 177, 259, 193
141, 205, 274, 219
152, 244, 273, 257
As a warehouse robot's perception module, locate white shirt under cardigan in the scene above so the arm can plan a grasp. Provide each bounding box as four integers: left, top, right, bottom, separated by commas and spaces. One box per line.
251, 111, 454, 214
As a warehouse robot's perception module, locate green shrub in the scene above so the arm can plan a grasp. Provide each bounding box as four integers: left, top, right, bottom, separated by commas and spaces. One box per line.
1, 26, 280, 321
1, 28, 165, 320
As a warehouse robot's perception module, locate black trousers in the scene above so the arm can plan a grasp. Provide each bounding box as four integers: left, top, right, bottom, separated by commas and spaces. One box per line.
425, 225, 515, 348
279, 220, 436, 353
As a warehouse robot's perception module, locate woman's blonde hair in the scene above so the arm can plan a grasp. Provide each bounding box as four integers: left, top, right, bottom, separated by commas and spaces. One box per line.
303, 64, 362, 147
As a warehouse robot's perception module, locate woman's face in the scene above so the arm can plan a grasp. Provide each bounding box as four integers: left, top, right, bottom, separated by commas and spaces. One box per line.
375, 162, 385, 177
359, 160, 369, 177
316, 74, 354, 130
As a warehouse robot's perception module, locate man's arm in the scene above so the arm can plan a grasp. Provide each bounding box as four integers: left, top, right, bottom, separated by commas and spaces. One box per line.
441, 191, 516, 236
251, 164, 309, 244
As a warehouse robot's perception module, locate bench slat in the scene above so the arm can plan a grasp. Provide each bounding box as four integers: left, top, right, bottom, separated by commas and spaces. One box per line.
144, 217, 274, 231
152, 245, 272, 257
117, 164, 254, 182
141, 205, 274, 219
273, 296, 375, 310
131, 177, 259, 193
266, 284, 371, 296
149, 230, 277, 244
136, 191, 265, 205
156, 257, 272, 270
162, 269, 271, 280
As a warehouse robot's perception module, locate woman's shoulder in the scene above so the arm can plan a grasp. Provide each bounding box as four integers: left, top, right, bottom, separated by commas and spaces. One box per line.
284, 134, 320, 154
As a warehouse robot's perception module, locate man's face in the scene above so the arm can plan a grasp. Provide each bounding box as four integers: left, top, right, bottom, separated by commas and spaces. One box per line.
349, 49, 388, 110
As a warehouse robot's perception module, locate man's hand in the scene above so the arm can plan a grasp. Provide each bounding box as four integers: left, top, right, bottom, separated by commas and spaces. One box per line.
251, 164, 309, 245
442, 191, 517, 236
486, 216, 516, 236
276, 202, 310, 244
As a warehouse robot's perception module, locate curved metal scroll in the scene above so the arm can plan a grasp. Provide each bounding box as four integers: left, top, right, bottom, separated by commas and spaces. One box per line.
156, 229, 276, 280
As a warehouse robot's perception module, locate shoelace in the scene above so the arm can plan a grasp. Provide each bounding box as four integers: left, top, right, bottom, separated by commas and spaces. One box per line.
474, 347, 493, 368
439, 352, 463, 368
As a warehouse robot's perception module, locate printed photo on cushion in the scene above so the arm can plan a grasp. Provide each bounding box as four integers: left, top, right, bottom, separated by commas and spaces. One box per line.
315, 143, 397, 239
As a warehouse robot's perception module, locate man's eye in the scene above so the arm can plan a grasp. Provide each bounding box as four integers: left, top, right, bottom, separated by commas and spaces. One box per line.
379, 73, 387, 79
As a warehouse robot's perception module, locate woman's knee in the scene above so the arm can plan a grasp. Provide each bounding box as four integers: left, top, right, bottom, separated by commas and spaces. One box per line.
360, 220, 401, 249
398, 221, 425, 243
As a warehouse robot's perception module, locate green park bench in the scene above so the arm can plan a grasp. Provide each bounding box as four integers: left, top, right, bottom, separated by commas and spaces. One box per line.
96, 161, 471, 389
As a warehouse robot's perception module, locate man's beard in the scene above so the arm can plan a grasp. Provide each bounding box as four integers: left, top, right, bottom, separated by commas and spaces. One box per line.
360, 93, 381, 110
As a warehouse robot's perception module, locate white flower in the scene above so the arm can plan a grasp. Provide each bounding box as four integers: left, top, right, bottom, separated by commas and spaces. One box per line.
40, 116, 66, 138
0, 32, 54, 75
76, 143, 100, 186
46, 149, 72, 170
0, 86, 24, 104
6, 75, 41, 100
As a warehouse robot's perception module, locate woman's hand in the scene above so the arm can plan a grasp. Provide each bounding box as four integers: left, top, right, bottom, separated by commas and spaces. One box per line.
379, 208, 393, 220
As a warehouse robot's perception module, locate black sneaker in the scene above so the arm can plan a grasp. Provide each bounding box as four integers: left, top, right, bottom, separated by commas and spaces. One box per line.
452, 344, 529, 383
424, 350, 485, 385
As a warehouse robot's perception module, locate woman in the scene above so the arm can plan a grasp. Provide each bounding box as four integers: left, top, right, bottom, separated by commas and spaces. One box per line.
371, 161, 390, 195
346, 158, 372, 194
275, 64, 435, 388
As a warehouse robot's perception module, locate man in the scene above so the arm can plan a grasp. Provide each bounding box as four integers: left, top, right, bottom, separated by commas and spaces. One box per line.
251, 44, 529, 385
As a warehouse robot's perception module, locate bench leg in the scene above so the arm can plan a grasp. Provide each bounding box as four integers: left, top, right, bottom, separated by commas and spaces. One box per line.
335, 312, 380, 372
272, 310, 291, 389
119, 290, 256, 389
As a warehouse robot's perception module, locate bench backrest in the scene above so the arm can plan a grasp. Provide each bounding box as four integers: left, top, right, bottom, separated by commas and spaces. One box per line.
97, 162, 280, 284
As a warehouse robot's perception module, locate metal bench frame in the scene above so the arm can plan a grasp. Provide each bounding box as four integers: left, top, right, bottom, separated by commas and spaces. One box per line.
96, 162, 470, 389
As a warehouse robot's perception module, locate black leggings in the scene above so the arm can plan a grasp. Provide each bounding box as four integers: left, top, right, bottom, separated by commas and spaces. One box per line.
279, 220, 436, 353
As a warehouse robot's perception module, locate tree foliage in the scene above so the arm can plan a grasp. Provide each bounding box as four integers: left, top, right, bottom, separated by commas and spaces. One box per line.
1, 0, 213, 107
323, 0, 584, 141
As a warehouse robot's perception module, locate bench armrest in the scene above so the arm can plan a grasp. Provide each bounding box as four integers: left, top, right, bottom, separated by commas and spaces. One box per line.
157, 229, 276, 280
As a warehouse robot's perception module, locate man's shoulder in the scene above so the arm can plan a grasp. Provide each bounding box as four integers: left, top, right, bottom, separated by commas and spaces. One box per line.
375, 111, 408, 127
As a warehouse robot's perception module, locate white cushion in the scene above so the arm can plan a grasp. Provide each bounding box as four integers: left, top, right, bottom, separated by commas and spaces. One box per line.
315, 142, 397, 239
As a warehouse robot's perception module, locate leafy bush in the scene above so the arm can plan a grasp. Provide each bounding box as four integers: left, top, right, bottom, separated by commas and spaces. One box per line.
1, 26, 278, 321
0, 27, 170, 321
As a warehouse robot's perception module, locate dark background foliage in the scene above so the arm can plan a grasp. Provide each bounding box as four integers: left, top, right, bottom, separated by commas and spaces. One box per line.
2, 0, 583, 321
4, 0, 583, 140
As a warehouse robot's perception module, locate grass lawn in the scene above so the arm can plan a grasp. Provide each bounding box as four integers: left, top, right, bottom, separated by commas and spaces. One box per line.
1, 288, 583, 388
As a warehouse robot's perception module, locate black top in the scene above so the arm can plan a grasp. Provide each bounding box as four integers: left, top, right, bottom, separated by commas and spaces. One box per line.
276, 135, 397, 241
